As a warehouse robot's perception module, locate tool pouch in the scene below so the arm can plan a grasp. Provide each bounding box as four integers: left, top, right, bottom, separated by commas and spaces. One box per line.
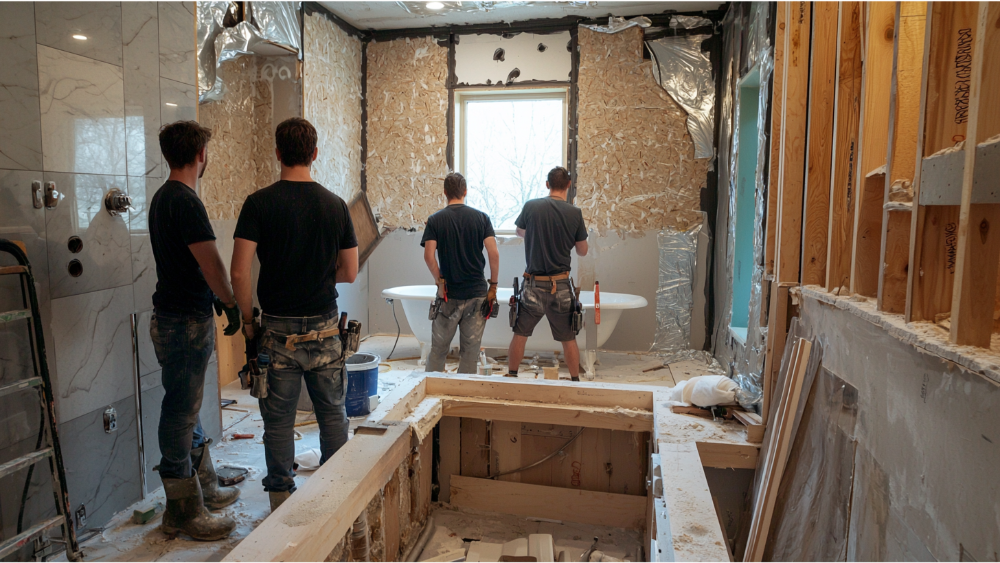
343, 320, 361, 357
569, 279, 584, 335
249, 355, 268, 399
571, 304, 584, 335
428, 298, 443, 321
509, 277, 520, 328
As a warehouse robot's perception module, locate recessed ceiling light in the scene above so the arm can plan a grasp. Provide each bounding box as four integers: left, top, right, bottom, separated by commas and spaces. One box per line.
164, 102, 177, 107
72, 34, 87, 41
427, 2, 444, 9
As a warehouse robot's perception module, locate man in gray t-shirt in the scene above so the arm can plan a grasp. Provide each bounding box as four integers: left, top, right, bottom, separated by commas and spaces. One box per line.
507, 166, 589, 381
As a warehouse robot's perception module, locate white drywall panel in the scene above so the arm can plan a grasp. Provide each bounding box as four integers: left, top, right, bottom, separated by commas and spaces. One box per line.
455, 31, 572, 85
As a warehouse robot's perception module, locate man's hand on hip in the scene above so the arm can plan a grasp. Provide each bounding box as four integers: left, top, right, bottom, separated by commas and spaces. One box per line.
487, 281, 498, 303
214, 298, 242, 336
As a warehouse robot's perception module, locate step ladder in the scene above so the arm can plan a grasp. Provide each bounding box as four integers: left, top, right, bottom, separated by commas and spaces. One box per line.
0, 239, 82, 561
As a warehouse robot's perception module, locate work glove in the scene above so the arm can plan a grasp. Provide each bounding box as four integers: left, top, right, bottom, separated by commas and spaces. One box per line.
436, 278, 447, 301
214, 298, 242, 336
486, 281, 498, 303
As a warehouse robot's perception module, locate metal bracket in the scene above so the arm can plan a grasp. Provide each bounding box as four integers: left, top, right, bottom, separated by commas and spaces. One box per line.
44, 182, 59, 209
31, 181, 43, 209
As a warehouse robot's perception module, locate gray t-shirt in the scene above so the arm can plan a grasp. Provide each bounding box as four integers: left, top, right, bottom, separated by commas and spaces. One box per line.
515, 197, 588, 276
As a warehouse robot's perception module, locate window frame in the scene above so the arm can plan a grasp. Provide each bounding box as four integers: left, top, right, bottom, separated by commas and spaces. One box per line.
455, 87, 570, 234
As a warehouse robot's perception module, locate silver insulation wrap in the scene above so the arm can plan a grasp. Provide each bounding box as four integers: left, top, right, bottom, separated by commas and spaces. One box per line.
650, 225, 701, 360
646, 34, 715, 159
580, 16, 651, 34
198, 1, 301, 103
397, 1, 601, 16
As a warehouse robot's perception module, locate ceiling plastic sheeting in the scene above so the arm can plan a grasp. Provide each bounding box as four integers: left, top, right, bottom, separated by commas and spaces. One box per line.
647, 34, 715, 159
580, 15, 651, 33
397, 1, 598, 16
670, 15, 712, 29
198, 1, 301, 103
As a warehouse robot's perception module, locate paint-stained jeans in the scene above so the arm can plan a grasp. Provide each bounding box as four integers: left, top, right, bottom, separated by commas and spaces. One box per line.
150, 311, 212, 480
259, 311, 348, 493
426, 297, 487, 374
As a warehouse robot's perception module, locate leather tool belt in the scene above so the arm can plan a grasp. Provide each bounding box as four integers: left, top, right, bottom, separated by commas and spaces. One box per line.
523, 271, 570, 294
276, 327, 341, 351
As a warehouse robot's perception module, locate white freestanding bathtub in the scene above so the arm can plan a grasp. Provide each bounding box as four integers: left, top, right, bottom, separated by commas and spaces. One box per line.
381, 285, 648, 364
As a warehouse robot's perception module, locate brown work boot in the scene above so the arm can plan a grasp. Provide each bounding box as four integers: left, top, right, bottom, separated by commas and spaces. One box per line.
269, 490, 292, 513
191, 440, 240, 510
161, 475, 236, 541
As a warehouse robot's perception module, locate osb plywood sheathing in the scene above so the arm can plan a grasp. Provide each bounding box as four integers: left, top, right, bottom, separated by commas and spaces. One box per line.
366, 36, 450, 230
304, 12, 363, 202
199, 57, 280, 220
576, 27, 708, 235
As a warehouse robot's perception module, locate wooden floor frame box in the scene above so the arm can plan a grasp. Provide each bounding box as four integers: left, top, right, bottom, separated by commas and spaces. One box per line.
225, 374, 758, 562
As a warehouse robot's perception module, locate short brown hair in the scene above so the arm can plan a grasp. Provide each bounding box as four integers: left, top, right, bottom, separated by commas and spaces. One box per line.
275, 118, 318, 167
444, 172, 467, 200
547, 166, 571, 190
159, 121, 212, 169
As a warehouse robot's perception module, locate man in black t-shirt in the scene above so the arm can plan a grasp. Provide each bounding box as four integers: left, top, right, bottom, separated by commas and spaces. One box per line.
149, 121, 241, 541
231, 118, 359, 512
421, 173, 499, 374
507, 167, 589, 381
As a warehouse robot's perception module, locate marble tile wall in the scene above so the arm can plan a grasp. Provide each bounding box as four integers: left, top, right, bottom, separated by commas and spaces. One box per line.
160, 77, 199, 125
50, 285, 135, 423
60, 394, 142, 530
0, 0, 207, 534
158, 2, 198, 86
0, 4, 43, 171
35, 2, 124, 66
37, 45, 127, 176
45, 172, 132, 299
123, 1, 162, 178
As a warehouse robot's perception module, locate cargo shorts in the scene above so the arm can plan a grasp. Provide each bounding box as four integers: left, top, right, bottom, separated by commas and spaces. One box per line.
513, 278, 577, 342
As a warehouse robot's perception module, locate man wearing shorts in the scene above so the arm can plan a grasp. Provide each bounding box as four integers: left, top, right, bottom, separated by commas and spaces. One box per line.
506, 167, 589, 381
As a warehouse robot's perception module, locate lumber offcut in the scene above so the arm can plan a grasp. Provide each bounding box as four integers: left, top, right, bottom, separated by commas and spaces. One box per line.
449, 475, 647, 530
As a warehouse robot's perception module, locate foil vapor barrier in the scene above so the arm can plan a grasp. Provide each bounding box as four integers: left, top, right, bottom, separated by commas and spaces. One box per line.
671, 15, 713, 29
580, 16, 651, 34
198, 1, 301, 103
650, 224, 700, 362
647, 34, 715, 159
397, 1, 598, 16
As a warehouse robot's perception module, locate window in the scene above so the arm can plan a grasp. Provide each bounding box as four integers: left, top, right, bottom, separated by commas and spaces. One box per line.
456, 89, 567, 231
731, 68, 761, 342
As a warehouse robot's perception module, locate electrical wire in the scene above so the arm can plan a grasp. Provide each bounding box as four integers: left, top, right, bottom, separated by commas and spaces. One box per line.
490, 427, 585, 480
387, 299, 400, 360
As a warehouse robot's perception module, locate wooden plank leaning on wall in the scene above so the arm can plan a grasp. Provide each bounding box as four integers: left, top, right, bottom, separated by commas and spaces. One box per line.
825, 1, 864, 294
799, 1, 838, 287
949, 2, 1000, 347
850, 2, 897, 297
905, 2, 978, 324
878, 1, 927, 314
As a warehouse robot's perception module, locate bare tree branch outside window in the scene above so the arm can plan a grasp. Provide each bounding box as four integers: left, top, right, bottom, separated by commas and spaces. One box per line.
464, 98, 563, 230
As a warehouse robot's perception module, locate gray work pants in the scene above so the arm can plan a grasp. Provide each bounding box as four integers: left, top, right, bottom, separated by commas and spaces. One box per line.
426, 297, 487, 374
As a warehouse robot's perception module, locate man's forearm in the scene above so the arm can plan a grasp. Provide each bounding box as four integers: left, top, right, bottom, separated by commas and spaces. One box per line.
232, 272, 253, 321
425, 258, 440, 281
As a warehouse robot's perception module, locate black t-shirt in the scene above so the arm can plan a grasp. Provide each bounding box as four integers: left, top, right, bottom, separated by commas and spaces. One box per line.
515, 197, 588, 276
149, 180, 217, 316
420, 204, 496, 300
234, 180, 358, 317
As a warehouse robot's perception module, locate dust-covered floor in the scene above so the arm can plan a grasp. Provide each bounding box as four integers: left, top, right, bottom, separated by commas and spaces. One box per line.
414, 505, 645, 562
71, 335, 720, 561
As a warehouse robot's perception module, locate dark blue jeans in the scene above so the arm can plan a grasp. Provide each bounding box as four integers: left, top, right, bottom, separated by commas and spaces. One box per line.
259, 311, 348, 493
150, 311, 213, 480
